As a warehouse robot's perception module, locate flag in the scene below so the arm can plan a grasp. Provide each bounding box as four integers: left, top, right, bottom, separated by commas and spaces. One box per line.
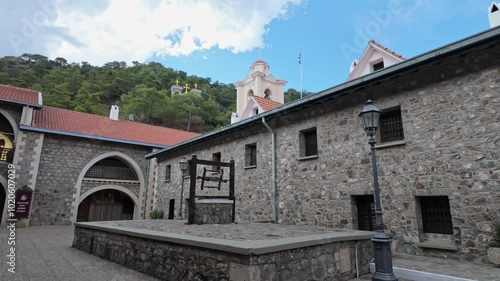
298, 49, 302, 64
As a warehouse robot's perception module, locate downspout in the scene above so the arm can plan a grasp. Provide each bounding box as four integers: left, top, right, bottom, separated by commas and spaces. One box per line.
262, 117, 277, 223
143, 158, 151, 219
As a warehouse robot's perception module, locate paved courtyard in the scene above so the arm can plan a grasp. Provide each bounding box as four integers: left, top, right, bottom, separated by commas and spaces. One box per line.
0, 225, 159, 281
1, 225, 499, 281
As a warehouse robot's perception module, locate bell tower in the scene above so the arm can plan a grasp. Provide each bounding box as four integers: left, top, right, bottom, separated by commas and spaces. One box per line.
233, 53, 287, 118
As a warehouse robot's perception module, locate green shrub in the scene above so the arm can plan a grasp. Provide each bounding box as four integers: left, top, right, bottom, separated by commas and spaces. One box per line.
150, 209, 165, 220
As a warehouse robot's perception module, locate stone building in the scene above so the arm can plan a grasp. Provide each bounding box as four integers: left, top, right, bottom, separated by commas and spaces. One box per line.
0, 86, 199, 226
148, 27, 500, 262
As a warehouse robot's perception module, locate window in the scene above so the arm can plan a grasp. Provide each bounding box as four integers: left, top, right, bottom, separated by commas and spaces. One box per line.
418, 196, 453, 235
354, 195, 376, 231
245, 143, 257, 167
212, 152, 221, 171
300, 128, 318, 157
379, 107, 404, 143
254, 108, 259, 115
373, 61, 384, 71
164, 165, 171, 182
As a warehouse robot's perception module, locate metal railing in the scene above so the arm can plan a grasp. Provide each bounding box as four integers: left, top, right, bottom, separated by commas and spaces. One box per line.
84, 165, 138, 181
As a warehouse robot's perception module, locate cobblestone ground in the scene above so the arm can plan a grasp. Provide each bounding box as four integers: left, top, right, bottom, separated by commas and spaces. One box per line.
0, 225, 159, 281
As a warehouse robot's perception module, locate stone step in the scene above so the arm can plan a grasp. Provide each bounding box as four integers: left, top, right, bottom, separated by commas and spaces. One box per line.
369, 263, 476, 281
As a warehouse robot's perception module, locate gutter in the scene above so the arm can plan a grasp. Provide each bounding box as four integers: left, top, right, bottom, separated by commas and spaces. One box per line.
20, 125, 167, 149
143, 158, 151, 219
145, 25, 500, 160
0, 98, 42, 108
262, 117, 277, 223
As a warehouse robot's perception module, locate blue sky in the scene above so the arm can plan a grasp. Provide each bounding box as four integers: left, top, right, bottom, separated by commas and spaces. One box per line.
154, 0, 493, 93
0, 0, 495, 93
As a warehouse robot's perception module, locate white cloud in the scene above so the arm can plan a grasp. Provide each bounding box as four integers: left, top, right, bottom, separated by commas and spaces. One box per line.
5, 0, 304, 65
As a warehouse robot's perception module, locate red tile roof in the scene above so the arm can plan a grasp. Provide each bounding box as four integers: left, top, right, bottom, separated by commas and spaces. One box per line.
369, 40, 407, 60
32, 106, 200, 147
0, 84, 41, 106
253, 96, 283, 112
252, 59, 268, 65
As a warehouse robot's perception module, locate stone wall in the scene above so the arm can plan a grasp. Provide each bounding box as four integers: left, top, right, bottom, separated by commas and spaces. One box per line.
80, 180, 141, 198
193, 200, 233, 224
73, 225, 372, 281
30, 134, 152, 225
155, 128, 273, 223
154, 44, 500, 262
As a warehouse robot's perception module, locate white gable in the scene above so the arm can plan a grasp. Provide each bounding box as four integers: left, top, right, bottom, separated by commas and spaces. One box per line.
489, 2, 500, 28
238, 97, 263, 123
347, 41, 405, 81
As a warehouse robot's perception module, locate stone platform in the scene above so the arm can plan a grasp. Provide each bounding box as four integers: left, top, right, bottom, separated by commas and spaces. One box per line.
72, 220, 374, 281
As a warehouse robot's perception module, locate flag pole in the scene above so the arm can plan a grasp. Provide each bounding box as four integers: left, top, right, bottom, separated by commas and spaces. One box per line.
299, 48, 303, 99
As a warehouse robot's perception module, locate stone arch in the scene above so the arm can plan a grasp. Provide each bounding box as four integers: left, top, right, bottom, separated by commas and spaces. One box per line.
247, 89, 254, 97
264, 88, 272, 99
0, 108, 19, 140
0, 175, 7, 223
77, 184, 140, 221
70, 151, 145, 224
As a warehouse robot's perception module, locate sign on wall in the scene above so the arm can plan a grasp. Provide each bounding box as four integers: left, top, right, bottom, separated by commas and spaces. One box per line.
15, 185, 33, 219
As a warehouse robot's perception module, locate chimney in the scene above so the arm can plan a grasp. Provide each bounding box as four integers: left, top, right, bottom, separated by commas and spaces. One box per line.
489, 2, 500, 28
109, 105, 119, 120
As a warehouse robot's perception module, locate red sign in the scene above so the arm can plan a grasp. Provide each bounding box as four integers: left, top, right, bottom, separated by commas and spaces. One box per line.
15, 188, 33, 219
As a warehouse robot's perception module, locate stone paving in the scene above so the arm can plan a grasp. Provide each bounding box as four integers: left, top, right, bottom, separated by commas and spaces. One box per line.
389, 253, 500, 281
1, 225, 499, 281
0, 225, 159, 281
97, 219, 359, 240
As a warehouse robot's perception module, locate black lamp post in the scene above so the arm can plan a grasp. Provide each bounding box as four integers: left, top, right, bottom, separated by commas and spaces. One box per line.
178, 156, 189, 220
359, 100, 398, 281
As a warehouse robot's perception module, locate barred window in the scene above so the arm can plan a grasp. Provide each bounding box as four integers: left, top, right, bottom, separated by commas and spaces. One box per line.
373, 61, 384, 71
300, 128, 318, 157
165, 165, 171, 182
379, 108, 404, 143
245, 143, 257, 167
418, 196, 453, 235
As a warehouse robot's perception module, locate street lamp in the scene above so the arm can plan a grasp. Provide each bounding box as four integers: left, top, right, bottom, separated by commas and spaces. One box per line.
359, 100, 398, 281
178, 156, 189, 220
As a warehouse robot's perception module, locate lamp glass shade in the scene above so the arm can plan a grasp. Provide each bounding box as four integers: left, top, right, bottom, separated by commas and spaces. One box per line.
179, 157, 189, 173
359, 100, 382, 131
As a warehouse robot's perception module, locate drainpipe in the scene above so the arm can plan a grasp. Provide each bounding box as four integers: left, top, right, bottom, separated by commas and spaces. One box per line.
143, 158, 151, 219
261, 117, 277, 223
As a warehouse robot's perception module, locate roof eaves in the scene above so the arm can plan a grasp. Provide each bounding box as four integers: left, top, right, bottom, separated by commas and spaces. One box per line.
146, 26, 500, 160
20, 125, 167, 148
0, 98, 42, 108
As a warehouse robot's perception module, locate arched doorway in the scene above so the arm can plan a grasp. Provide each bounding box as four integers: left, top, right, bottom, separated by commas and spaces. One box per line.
0, 184, 5, 222
0, 110, 16, 163
71, 152, 146, 224
77, 189, 135, 222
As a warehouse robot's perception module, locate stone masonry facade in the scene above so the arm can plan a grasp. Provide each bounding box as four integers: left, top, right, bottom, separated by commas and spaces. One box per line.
73, 225, 373, 281
154, 43, 500, 262
30, 134, 151, 225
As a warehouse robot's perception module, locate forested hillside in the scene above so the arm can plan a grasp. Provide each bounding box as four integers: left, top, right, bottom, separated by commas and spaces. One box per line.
0, 54, 311, 133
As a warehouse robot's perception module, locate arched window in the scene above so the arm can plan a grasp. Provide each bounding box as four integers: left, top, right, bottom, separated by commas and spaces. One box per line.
84, 157, 138, 181
0, 113, 15, 162
264, 89, 272, 99
248, 89, 254, 97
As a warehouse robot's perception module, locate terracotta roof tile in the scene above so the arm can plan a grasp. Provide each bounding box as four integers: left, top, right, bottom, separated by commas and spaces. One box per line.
253, 96, 283, 112
32, 106, 200, 147
0, 84, 40, 105
369, 39, 407, 60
